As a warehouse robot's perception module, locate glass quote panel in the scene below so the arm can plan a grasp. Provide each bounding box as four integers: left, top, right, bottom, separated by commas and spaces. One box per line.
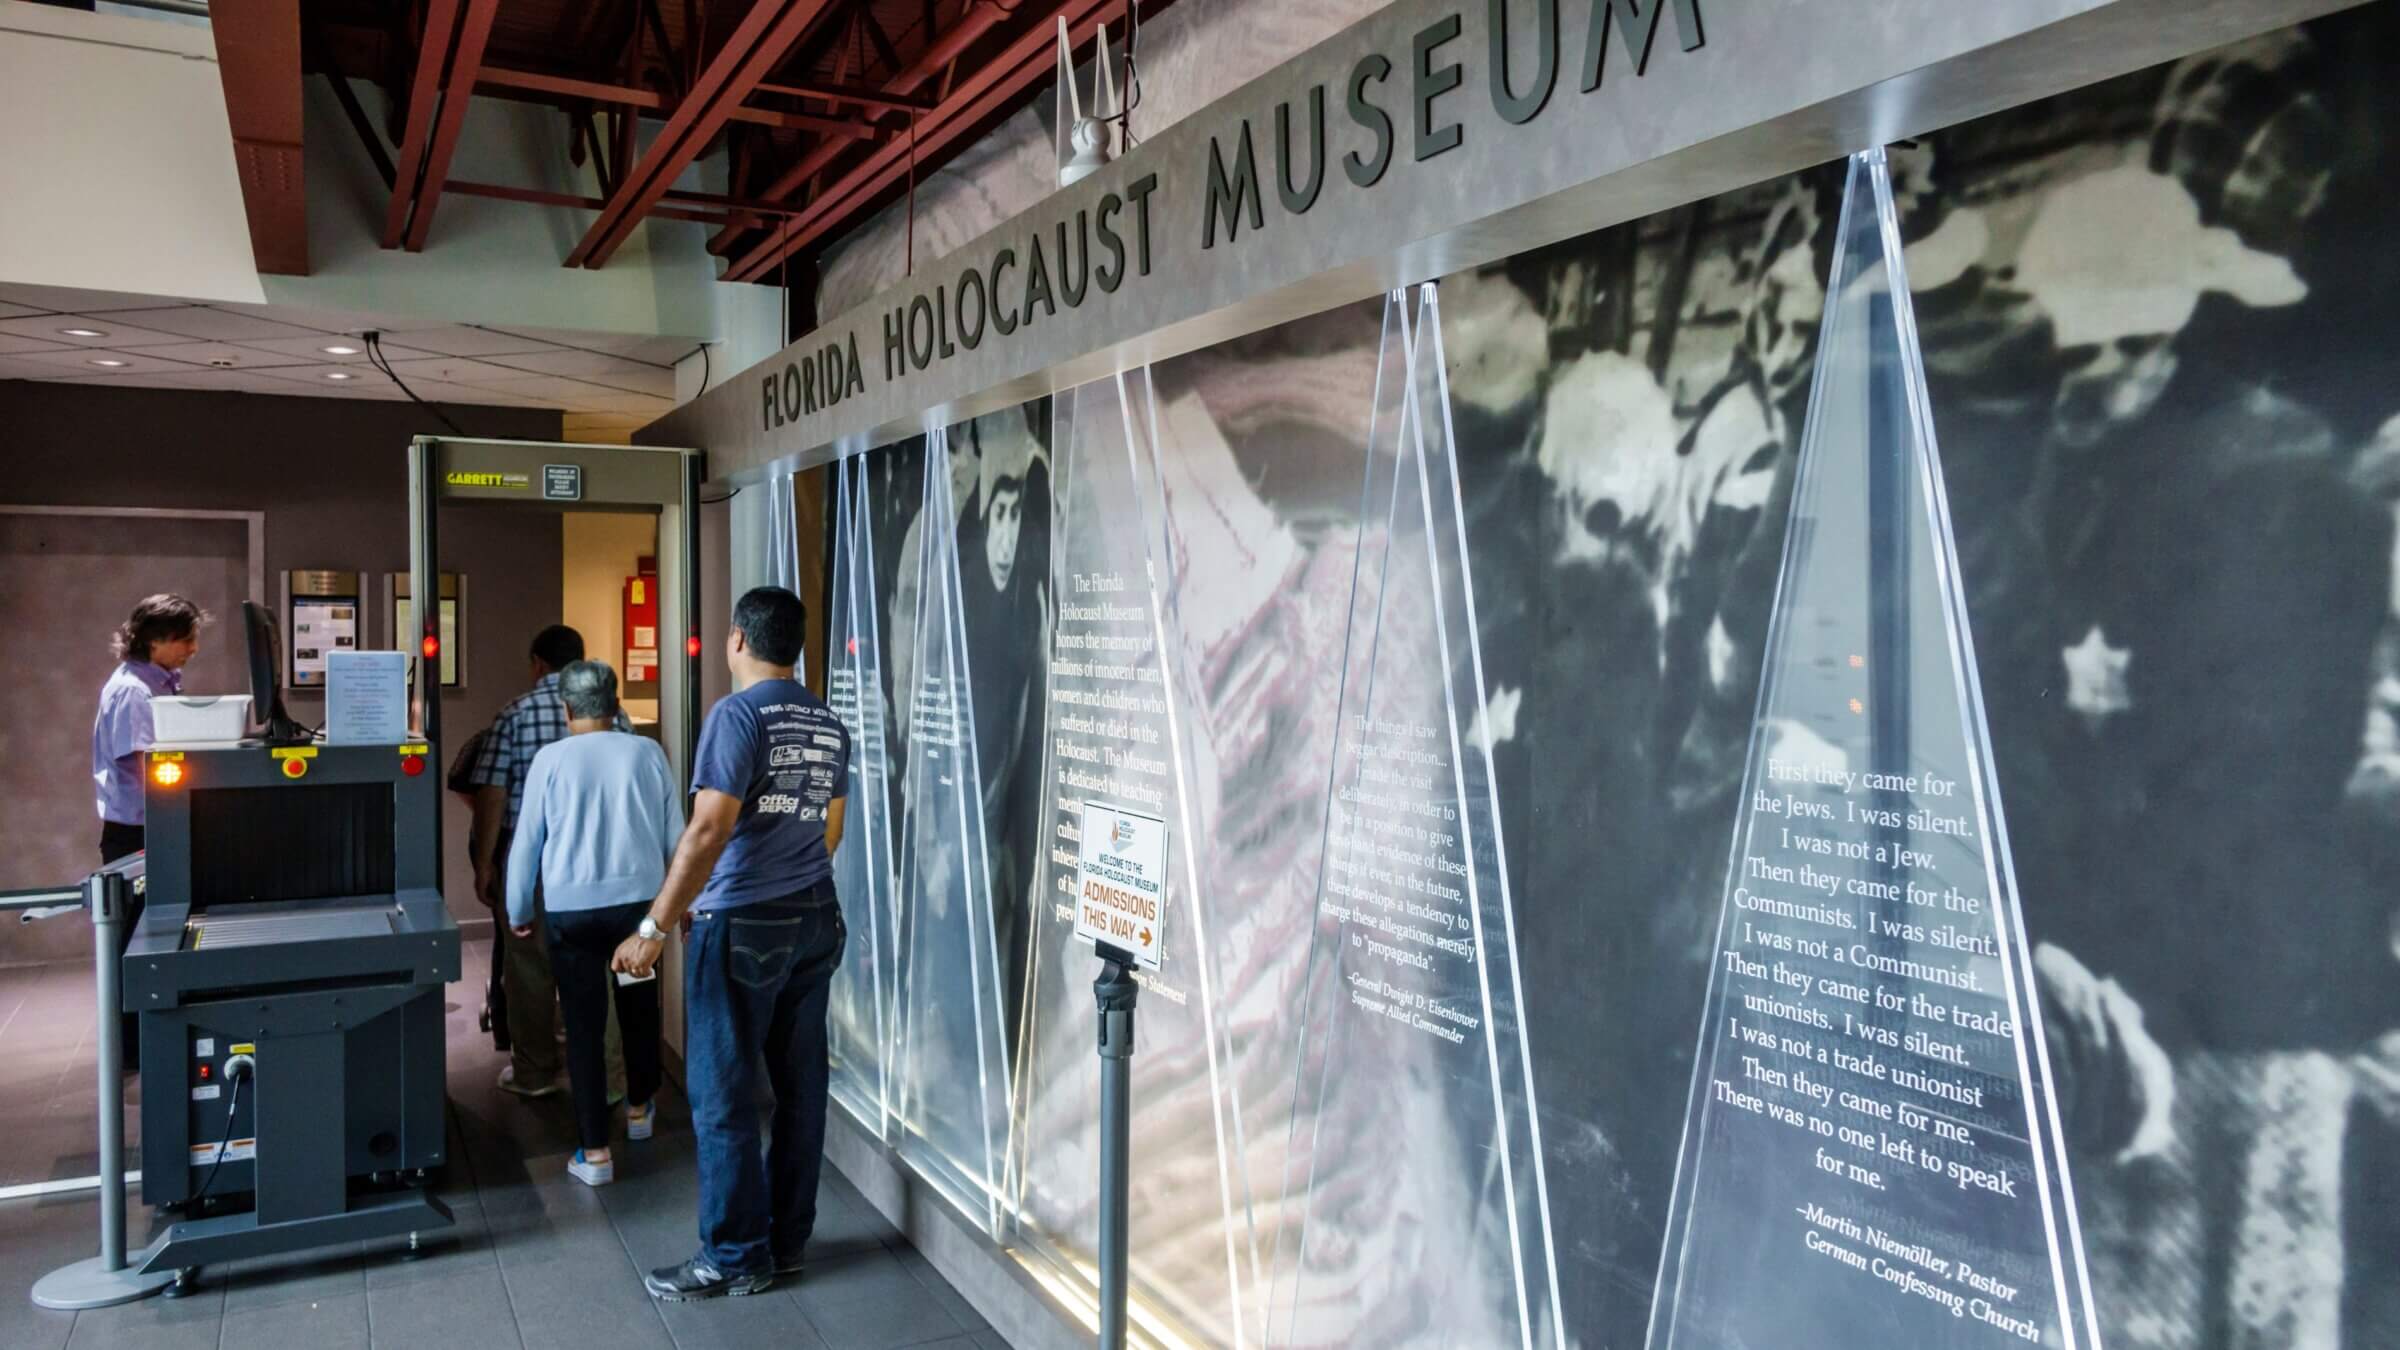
728, 466, 800, 597
891, 425, 1016, 1232
1010, 370, 1256, 1346
826, 454, 901, 1131
1647, 149, 2099, 1350
1270, 288, 1562, 1348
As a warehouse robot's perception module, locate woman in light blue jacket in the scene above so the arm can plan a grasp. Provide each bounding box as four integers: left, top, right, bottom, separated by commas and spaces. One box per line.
507, 660, 684, 1185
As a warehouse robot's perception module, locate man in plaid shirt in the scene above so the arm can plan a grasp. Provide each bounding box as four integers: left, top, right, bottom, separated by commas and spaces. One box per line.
470, 624, 635, 1098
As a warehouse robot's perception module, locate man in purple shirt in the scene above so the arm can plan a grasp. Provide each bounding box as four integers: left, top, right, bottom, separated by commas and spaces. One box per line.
90, 594, 206, 1074
91, 594, 207, 863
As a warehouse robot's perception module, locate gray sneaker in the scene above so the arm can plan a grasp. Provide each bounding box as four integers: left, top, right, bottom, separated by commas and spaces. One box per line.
646, 1257, 772, 1301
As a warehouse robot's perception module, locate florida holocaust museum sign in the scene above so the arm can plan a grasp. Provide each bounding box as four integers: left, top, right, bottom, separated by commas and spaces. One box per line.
652, 0, 2346, 477
759, 0, 1700, 424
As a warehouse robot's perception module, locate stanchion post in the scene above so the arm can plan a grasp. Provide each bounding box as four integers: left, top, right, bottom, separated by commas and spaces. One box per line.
1093, 942, 1140, 1350
92, 868, 126, 1271
31, 866, 174, 1311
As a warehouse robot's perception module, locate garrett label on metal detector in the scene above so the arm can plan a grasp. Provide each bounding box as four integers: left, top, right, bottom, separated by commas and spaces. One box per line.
1073, 800, 1166, 968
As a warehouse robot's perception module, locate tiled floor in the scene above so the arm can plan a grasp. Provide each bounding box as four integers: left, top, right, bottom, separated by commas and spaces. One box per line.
0, 953, 144, 1191
0, 942, 1008, 1350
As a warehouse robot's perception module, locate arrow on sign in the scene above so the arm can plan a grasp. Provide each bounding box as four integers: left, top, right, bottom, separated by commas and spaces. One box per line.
1140, 927, 1152, 946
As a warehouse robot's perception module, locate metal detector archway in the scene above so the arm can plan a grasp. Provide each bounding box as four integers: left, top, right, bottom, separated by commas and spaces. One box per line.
406, 437, 703, 1039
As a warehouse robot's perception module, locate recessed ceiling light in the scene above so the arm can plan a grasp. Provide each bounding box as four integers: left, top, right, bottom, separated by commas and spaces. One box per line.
88, 358, 129, 368
324, 371, 355, 380
321, 344, 361, 355
60, 327, 108, 338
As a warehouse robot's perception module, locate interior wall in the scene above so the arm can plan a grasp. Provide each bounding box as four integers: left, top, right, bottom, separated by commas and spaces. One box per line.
285, 83, 737, 340
562, 511, 662, 721
797, 468, 831, 697
794, 8, 2400, 1347
0, 512, 252, 964
0, 381, 563, 942
0, 6, 263, 304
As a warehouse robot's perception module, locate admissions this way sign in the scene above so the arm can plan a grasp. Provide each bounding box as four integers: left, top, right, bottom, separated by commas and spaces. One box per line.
1074, 800, 1167, 968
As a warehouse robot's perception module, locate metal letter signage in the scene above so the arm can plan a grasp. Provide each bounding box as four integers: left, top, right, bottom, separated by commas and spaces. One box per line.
651, 0, 2350, 484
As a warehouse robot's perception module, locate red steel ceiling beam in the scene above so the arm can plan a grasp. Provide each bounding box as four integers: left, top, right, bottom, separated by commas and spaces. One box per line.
450, 180, 806, 220
401, 0, 502, 251
725, 0, 1122, 283
481, 66, 667, 109
211, 0, 310, 274
477, 68, 880, 138
449, 180, 739, 226
380, 0, 464, 248
756, 78, 939, 115
733, 105, 882, 138
706, 0, 1012, 255
566, 0, 839, 271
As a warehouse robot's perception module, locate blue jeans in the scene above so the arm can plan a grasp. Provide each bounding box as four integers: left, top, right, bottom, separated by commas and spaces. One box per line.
685, 885, 843, 1275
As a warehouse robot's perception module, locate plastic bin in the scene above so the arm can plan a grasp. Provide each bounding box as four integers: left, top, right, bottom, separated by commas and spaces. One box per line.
151, 694, 252, 744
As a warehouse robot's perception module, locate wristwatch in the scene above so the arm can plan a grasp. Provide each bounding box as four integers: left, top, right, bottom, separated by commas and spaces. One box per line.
637, 917, 665, 943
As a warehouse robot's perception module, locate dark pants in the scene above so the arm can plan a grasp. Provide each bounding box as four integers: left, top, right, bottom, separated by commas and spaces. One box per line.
485, 829, 513, 1054
686, 885, 842, 1275
99, 821, 144, 866
546, 901, 663, 1150
99, 822, 145, 1069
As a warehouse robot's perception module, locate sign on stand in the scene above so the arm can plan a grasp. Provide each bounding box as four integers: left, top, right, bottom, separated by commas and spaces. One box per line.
1072, 800, 1167, 969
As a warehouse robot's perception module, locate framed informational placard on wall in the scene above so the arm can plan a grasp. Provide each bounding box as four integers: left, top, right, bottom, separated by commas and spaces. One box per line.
282, 569, 363, 690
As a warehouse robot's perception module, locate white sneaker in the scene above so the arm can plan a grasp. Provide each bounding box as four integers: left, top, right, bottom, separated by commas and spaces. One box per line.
498, 1066, 563, 1099
567, 1150, 614, 1186
626, 1102, 656, 1141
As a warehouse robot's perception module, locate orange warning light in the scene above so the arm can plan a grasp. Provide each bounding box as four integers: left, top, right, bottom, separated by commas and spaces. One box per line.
152, 760, 184, 787
686, 635, 702, 658
281, 757, 309, 780
421, 635, 440, 660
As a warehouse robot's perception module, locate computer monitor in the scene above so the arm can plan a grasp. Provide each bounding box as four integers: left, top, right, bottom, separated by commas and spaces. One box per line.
242, 601, 311, 746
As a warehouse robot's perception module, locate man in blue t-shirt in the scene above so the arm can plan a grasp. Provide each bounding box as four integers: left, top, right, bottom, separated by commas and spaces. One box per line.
613, 586, 848, 1301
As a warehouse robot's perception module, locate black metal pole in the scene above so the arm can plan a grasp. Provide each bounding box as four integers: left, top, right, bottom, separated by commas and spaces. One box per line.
32, 863, 173, 1310
1093, 943, 1139, 1350
90, 869, 127, 1273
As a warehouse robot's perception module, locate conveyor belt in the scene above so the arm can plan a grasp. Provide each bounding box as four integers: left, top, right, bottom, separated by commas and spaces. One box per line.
186, 905, 395, 950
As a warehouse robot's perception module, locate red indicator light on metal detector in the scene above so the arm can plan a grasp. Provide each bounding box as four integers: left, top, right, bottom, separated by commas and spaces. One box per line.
282, 757, 309, 779
401, 755, 426, 777
199, 1063, 212, 1081
421, 635, 440, 660
686, 635, 702, 658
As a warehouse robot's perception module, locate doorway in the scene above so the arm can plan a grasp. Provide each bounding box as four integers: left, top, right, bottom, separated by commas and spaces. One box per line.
562, 512, 664, 732
411, 438, 700, 1050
